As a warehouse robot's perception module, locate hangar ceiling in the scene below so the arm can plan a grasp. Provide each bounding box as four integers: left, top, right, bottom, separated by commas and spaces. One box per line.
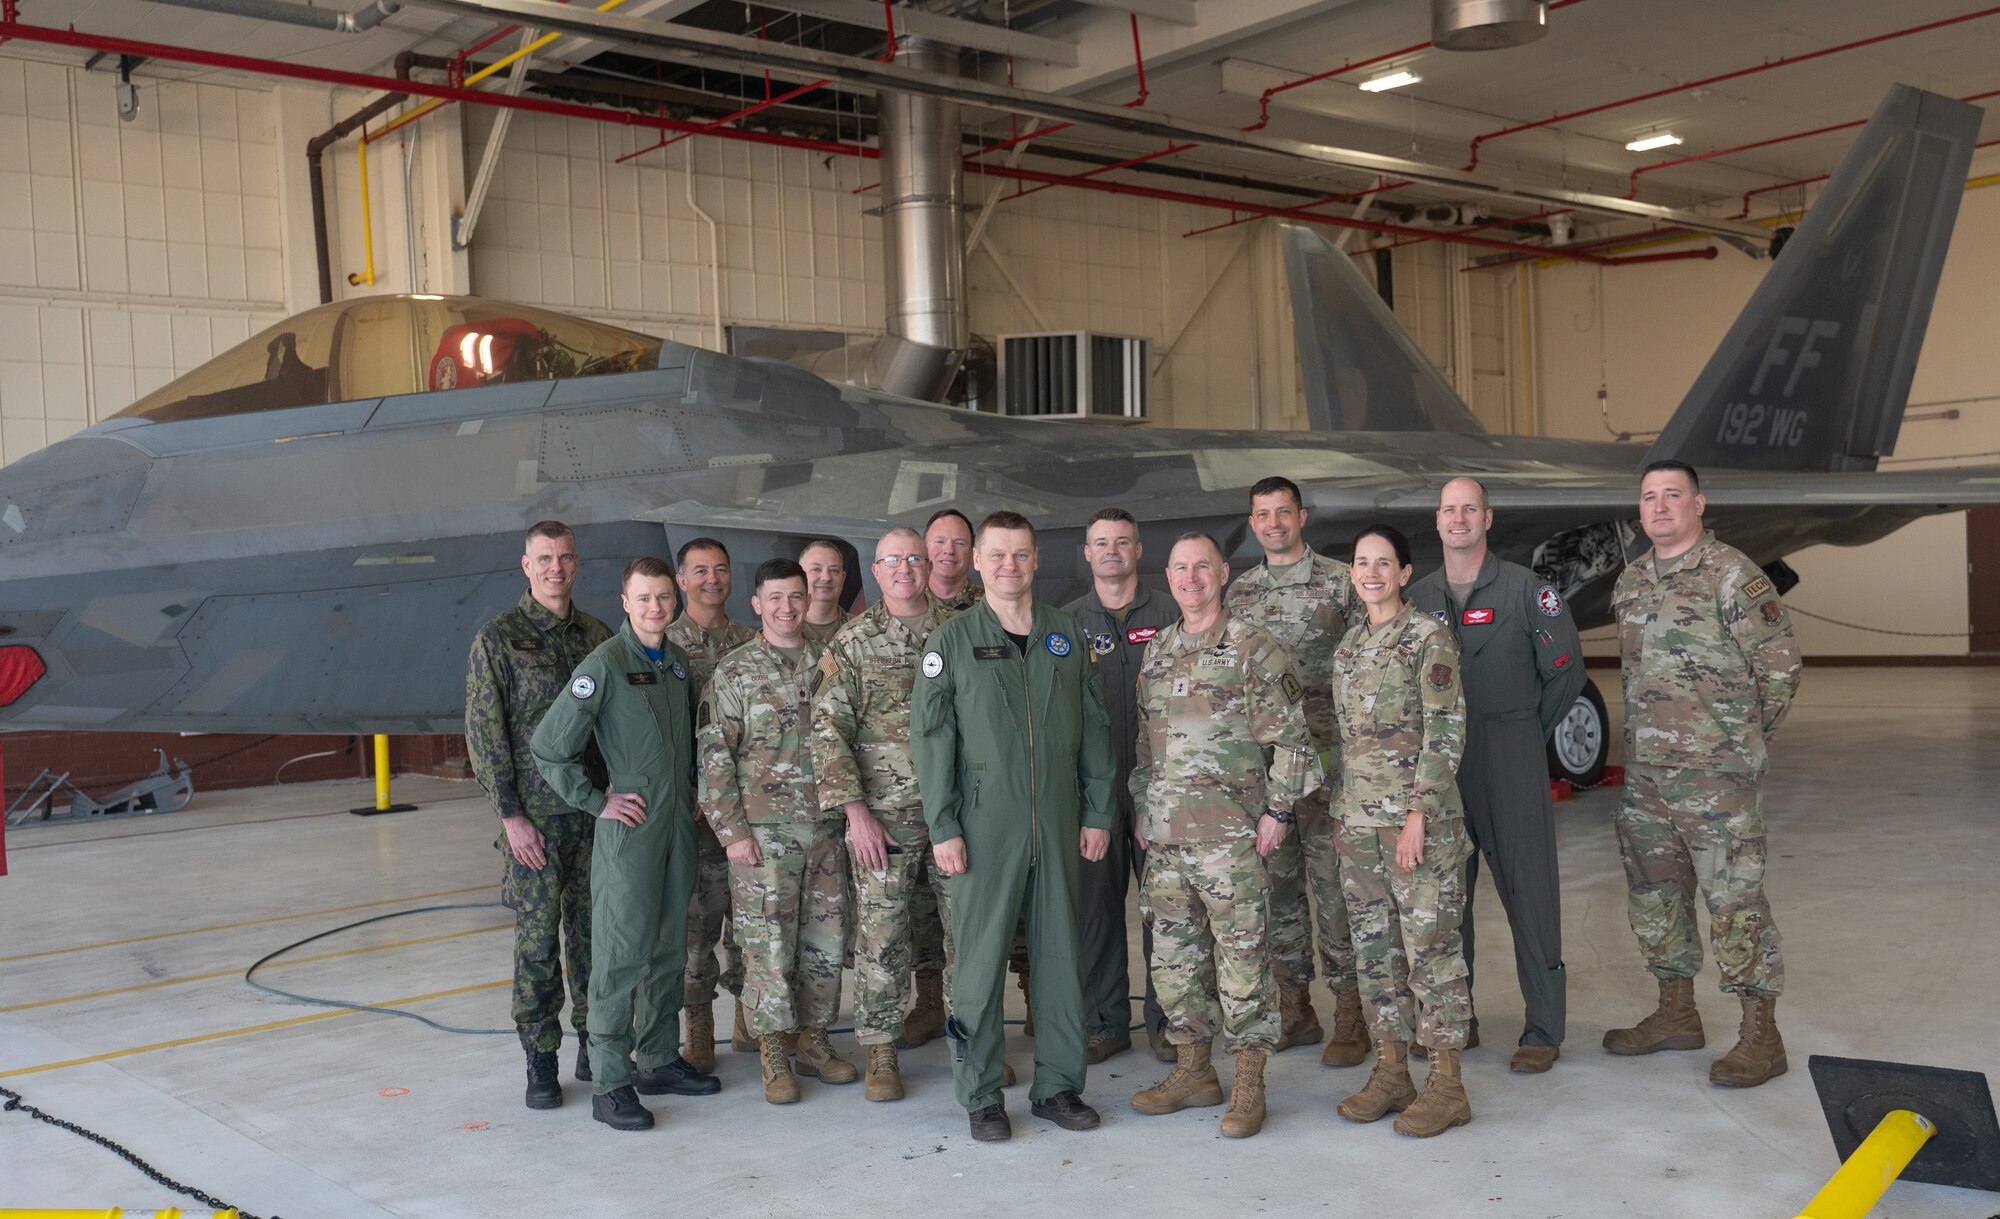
5, 0, 1998, 253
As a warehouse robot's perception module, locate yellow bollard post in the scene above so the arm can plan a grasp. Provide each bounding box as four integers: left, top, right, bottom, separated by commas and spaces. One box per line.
347, 734, 417, 816
1794, 1109, 1938, 1219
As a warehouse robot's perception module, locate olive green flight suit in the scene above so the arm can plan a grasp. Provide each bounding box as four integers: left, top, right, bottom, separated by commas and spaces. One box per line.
531, 622, 699, 1094
912, 600, 1118, 1111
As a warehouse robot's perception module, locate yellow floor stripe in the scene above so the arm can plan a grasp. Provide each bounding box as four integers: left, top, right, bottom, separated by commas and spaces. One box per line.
0, 884, 499, 964
0, 924, 510, 1013
0, 979, 510, 1079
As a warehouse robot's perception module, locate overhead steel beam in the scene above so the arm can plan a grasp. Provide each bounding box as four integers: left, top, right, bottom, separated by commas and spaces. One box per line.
1069, 0, 1199, 27
752, 0, 1080, 66
404, 0, 1768, 240
548, 0, 708, 66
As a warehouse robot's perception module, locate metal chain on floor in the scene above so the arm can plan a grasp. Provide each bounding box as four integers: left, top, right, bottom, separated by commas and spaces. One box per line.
1786, 606, 2000, 639
1, 1082, 278, 1218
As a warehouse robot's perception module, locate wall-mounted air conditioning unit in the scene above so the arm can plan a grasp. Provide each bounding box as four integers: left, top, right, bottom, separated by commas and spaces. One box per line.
995, 331, 1148, 420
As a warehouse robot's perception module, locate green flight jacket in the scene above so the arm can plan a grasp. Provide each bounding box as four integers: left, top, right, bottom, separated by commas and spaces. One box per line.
910, 600, 1118, 846
530, 622, 698, 817
1408, 553, 1586, 738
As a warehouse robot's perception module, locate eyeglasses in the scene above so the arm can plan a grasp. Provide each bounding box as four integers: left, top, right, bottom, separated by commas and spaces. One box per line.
873, 555, 929, 568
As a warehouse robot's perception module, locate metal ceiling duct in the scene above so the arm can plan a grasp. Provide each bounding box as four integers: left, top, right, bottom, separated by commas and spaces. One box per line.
1431, 0, 1547, 51
148, 0, 402, 32
872, 37, 967, 401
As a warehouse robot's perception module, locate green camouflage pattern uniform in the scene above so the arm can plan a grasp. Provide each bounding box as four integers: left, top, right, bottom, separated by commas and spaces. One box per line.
1612, 529, 1800, 998
667, 614, 758, 1007
465, 591, 613, 1054
800, 611, 852, 645
1225, 551, 1364, 1000
810, 595, 959, 1044
1130, 611, 1319, 1055
700, 635, 847, 1036
1332, 605, 1474, 1051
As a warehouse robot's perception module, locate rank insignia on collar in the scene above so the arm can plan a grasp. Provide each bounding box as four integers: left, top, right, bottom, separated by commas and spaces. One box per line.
1092, 632, 1115, 656
1047, 632, 1072, 657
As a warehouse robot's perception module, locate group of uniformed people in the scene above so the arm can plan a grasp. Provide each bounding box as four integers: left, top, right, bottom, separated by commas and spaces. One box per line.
466, 457, 1801, 1139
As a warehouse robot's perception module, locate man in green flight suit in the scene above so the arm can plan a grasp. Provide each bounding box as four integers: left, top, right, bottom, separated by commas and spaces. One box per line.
532, 555, 722, 1132
912, 510, 1119, 1143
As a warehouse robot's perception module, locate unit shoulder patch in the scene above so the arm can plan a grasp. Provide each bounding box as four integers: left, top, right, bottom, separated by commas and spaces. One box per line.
1280, 672, 1304, 705
1427, 662, 1454, 691
570, 674, 596, 699
922, 650, 945, 678
1760, 600, 1784, 625
1536, 585, 1564, 617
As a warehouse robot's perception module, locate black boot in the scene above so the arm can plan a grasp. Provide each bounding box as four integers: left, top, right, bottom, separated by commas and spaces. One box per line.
524, 1048, 562, 1110
592, 1085, 655, 1131
634, 1056, 721, 1096
574, 1032, 592, 1083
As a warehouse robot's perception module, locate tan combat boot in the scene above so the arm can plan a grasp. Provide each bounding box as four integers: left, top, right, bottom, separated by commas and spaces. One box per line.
1017, 968, 1035, 1038
1709, 996, 1787, 1088
760, 1032, 800, 1105
681, 1004, 715, 1074
731, 999, 756, 1053
1337, 1040, 1417, 1123
1131, 1041, 1225, 1115
1603, 976, 1705, 1055
1276, 986, 1323, 1051
1320, 993, 1371, 1067
864, 1044, 904, 1102
1219, 1050, 1268, 1138
1395, 1047, 1472, 1137
899, 970, 946, 1048
795, 1026, 859, 1084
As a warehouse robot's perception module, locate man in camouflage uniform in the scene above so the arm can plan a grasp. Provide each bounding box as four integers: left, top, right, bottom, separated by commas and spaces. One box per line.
666, 537, 758, 1070
701, 558, 856, 1104
811, 526, 959, 1101
1604, 460, 1800, 1089
800, 539, 853, 645
1332, 524, 1474, 1139
1224, 475, 1368, 1063
1128, 533, 1319, 1140
926, 508, 982, 612
466, 520, 613, 1109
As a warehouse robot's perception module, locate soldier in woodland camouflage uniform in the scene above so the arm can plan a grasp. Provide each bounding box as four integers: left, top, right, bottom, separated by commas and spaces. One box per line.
1224, 476, 1369, 1064
466, 520, 612, 1109
1332, 524, 1475, 1139
700, 558, 856, 1104
667, 537, 758, 1070
1604, 461, 1800, 1089
799, 539, 854, 645
811, 526, 959, 1101
1128, 533, 1319, 1140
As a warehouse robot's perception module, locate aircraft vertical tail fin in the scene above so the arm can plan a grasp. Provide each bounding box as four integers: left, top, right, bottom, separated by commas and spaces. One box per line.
1645, 85, 1982, 473
1280, 224, 1487, 434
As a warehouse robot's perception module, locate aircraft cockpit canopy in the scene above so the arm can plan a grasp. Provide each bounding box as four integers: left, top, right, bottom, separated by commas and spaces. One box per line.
114, 295, 665, 424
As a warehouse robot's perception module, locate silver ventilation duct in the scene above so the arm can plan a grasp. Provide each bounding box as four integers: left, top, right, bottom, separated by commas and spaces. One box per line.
871, 37, 967, 401
149, 0, 403, 33
1431, 0, 1548, 51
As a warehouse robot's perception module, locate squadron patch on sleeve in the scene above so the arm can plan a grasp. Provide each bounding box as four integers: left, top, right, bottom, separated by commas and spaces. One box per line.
1740, 575, 1775, 601
1536, 585, 1564, 617
1046, 632, 1072, 657
570, 674, 596, 699
1427, 663, 1454, 691
1280, 672, 1304, 705
1760, 600, 1784, 625
921, 651, 944, 679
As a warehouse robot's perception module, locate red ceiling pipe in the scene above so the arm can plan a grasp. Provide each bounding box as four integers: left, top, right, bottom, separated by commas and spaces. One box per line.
1630, 85, 2000, 200
0, 20, 1716, 269
1463, 5, 2000, 171
966, 13, 1149, 166
1368, 205, 1570, 253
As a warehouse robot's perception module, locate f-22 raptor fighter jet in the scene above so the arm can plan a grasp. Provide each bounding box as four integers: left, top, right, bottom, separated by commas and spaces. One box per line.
0, 86, 1990, 788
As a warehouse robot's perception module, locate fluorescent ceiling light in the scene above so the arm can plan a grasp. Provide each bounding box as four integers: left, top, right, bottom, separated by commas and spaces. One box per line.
1359, 70, 1421, 93
1625, 132, 1683, 153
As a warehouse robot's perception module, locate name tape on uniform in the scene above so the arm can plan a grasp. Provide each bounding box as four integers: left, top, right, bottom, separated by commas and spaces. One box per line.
1126, 627, 1159, 645
1462, 608, 1494, 625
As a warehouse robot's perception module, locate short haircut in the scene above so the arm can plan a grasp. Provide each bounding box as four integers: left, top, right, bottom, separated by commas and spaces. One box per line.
676, 536, 729, 567
754, 557, 808, 592
621, 555, 675, 589
977, 510, 1036, 544
800, 539, 845, 565
925, 508, 973, 535
1440, 477, 1489, 510
1641, 459, 1701, 492
1170, 531, 1224, 560
525, 520, 575, 549
1249, 476, 1303, 509
1087, 507, 1138, 529
876, 525, 924, 552
1353, 523, 1413, 570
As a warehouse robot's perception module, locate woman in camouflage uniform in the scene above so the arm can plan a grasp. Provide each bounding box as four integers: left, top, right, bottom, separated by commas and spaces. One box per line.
1330, 525, 1476, 1138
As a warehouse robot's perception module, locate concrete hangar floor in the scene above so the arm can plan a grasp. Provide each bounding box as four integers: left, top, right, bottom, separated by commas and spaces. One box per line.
1, 667, 1995, 1218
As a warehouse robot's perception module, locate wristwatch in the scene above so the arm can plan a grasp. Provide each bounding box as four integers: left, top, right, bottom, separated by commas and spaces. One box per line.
1264, 806, 1294, 825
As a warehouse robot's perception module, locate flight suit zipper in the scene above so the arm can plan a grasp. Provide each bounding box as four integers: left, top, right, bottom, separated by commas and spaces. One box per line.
1022, 639, 1037, 866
